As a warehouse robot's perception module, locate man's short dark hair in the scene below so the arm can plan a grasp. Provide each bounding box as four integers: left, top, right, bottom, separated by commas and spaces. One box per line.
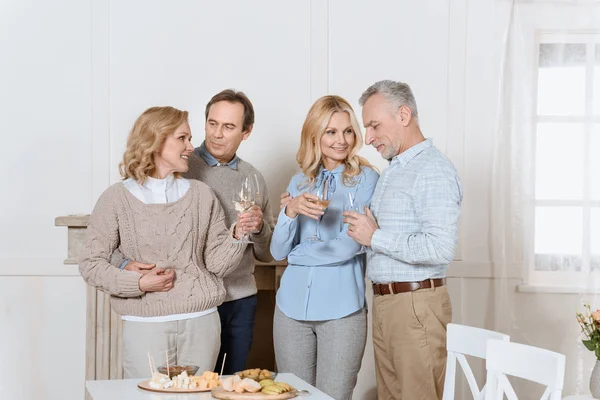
205, 89, 255, 132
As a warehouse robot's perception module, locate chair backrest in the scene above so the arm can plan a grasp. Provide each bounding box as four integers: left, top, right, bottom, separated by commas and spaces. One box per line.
484, 339, 566, 400
442, 323, 510, 400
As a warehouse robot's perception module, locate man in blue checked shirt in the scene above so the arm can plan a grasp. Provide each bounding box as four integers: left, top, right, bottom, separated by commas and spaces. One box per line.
344, 80, 463, 400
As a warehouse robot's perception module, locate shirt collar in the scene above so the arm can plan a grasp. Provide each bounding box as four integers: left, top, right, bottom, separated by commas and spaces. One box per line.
143, 174, 175, 192
195, 141, 239, 170
318, 163, 345, 175
390, 138, 433, 167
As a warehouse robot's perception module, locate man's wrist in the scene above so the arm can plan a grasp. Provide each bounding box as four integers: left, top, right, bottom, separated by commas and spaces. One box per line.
366, 231, 374, 247
252, 221, 265, 235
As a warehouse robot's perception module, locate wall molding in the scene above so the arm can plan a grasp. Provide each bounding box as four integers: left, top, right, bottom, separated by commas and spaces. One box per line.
446, 0, 468, 261
447, 260, 522, 279
0, 258, 523, 280
0, 259, 81, 276
309, 0, 329, 102
90, 0, 111, 204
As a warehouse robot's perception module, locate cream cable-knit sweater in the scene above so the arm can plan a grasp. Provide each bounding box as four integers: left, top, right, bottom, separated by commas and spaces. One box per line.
79, 180, 246, 317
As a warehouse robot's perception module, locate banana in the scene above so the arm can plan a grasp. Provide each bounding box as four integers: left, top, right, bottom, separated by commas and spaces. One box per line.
275, 382, 292, 392
262, 384, 284, 394
259, 379, 275, 388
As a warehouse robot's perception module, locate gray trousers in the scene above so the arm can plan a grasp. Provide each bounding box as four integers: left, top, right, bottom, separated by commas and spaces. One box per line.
273, 306, 367, 400
122, 312, 221, 379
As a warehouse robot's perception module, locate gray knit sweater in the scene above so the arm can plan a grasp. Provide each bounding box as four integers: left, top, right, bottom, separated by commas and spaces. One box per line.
184, 152, 274, 301
78, 180, 246, 317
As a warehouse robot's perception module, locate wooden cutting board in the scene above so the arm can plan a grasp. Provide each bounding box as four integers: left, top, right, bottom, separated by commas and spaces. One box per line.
211, 387, 297, 399
137, 380, 211, 393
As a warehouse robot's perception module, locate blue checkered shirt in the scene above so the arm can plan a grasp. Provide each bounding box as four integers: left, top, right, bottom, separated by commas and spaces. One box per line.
368, 139, 463, 284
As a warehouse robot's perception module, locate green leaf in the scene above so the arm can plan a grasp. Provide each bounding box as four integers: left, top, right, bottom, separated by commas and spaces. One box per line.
583, 339, 596, 351
595, 347, 600, 360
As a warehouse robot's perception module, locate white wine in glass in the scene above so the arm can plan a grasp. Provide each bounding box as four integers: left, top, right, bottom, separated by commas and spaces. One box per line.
307, 198, 330, 208
232, 176, 256, 243
306, 179, 328, 241
252, 173, 261, 200
345, 191, 367, 254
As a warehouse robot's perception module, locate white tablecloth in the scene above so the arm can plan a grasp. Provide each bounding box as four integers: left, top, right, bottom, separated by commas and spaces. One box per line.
86, 373, 334, 400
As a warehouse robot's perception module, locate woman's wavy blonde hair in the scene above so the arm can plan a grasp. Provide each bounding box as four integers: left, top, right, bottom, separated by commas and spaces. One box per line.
296, 95, 374, 188
119, 106, 189, 183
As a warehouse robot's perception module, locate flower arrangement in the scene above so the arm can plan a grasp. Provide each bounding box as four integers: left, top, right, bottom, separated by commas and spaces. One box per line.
577, 304, 600, 360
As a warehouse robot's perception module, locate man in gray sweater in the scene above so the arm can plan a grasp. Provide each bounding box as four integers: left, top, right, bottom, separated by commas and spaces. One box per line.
122, 90, 274, 374
184, 89, 274, 374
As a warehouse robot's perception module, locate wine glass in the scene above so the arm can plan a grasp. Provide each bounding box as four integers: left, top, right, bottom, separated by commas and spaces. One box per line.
306, 179, 329, 242
252, 173, 260, 201
232, 176, 256, 243
345, 191, 367, 254
250, 173, 262, 235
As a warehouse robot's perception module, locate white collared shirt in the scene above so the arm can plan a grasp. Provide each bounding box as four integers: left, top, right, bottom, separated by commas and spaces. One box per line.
123, 174, 190, 204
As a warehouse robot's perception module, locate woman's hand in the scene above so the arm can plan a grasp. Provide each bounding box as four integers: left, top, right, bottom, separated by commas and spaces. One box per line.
284, 192, 325, 220
139, 268, 175, 292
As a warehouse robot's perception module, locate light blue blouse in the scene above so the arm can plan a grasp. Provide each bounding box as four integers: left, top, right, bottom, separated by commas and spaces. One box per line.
271, 165, 379, 321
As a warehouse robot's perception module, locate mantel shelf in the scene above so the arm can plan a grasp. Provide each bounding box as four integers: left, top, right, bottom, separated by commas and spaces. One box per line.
55, 215, 90, 227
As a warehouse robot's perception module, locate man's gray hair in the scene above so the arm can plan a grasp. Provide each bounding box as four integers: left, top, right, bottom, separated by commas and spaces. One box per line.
358, 80, 419, 119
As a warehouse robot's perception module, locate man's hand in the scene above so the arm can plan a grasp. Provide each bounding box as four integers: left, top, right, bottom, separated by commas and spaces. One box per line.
124, 260, 155, 275
238, 205, 264, 235
280, 192, 292, 210
343, 207, 379, 247
138, 268, 175, 292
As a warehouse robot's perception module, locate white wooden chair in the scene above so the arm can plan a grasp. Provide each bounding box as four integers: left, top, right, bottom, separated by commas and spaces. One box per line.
484, 339, 566, 400
443, 323, 510, 400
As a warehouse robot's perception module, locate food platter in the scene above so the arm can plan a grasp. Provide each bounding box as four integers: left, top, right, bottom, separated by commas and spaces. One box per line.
211, 386, 297, 399
137, 379, 212, 393
137, 355, 294, 397
137, 355, 220, 393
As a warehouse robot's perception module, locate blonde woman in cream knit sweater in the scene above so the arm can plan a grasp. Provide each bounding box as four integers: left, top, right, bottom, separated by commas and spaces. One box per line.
79, 106, 247, 378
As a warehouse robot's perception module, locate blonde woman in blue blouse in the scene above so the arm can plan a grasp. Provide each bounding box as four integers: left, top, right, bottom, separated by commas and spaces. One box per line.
270, 95, 379, 400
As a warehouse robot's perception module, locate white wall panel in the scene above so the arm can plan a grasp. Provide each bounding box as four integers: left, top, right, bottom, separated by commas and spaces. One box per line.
328, 0, 451, 174
0, 0, 93, 260
0, 277, 86, 400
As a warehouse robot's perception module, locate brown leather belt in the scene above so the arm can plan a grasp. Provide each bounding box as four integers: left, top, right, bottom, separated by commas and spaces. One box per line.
373, 278, 445, 296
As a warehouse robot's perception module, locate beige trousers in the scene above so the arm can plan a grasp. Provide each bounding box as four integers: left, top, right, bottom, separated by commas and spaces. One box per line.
372, 285, 452, 400
122, 312, 221, 378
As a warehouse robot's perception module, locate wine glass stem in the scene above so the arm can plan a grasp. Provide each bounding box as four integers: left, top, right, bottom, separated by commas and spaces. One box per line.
315, 218, 320, 239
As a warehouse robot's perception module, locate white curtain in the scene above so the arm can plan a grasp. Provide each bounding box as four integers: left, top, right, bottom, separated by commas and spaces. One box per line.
491, 0, 600, 396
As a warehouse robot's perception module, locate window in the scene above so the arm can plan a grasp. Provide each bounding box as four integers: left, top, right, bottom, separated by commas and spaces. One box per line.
531, 33, 600, 286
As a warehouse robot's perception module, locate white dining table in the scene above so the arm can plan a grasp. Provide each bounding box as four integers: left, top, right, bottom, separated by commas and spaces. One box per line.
86, 373, 334, 400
